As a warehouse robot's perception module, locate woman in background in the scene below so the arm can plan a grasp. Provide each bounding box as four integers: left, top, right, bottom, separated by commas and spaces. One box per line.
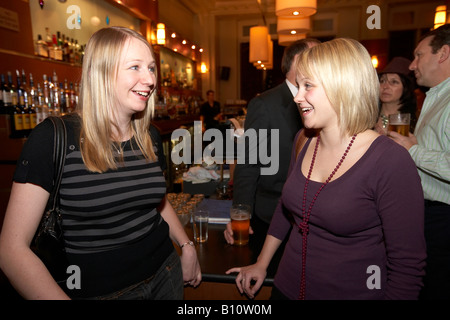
375, 56, 418, 134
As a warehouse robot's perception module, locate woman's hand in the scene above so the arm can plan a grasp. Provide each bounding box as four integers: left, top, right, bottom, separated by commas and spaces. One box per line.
180, 245, 202, 287
225, 263, 267, 299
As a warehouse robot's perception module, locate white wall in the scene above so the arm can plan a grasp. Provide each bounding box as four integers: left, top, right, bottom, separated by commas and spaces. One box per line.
29, 0, 139, 47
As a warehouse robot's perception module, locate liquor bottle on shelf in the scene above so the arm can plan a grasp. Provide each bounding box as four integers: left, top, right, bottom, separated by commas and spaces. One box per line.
62, 34, 69, 62
9, 85, 28, 139
16, 70, 25, 107
69, 38, 76, 63
42, 74, 49, 106
11, 103, 24, 137
29, 102, 37, 129
69, 82, 76, 112
28, 73, 37, 108
73, 82, 79, 108
36, 83, 45, 125
15, 70, 30, 133
35, 34, 49, 58
58, 32, 64, 61
41, 74, 50, 121
46, 28, 55, 60
58, 82, 66, 115
21, 69, 29, 108
80, 45, 85, 63
53, 33, 63, 61
74, 40, 81, 64
8, 71, 18, 109
45, 27, 52, 47
2, 73, 12, 115
21, 104, 31, 133
63, 79, 71, 114
28, 73, 38, 129
48, 75, 56, 115
51, 71, 60, 115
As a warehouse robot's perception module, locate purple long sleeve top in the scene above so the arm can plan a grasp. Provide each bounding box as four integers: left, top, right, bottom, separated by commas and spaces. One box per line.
268, 134, 426, 300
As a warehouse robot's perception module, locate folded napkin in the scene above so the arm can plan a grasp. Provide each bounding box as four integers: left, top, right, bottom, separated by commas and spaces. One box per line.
182, 166, 220, 184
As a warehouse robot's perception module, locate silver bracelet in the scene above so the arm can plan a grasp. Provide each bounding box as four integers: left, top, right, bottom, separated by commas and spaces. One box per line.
180, 240, 194, 249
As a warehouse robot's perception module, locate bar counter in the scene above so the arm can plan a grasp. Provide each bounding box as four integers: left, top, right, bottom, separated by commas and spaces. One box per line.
178, 222, 279, 300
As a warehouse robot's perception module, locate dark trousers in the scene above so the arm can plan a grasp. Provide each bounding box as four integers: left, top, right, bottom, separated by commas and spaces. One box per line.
86, 250, 183, 300
420, 201, 450, 300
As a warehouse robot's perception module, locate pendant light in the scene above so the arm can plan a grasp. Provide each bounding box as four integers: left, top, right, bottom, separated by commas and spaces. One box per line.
434, 5, 447, 29
156, 23, 166, 45
277, 16, 310, 35
253, 35, 273, 70
249, 26, 269, 63
200, 62, 208, 74
276, 0, 317, 18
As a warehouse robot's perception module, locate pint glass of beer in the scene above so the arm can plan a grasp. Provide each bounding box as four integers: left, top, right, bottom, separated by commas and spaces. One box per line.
192, 209, 209, 243
230, 204, 251, 246
388, 113, 411, 136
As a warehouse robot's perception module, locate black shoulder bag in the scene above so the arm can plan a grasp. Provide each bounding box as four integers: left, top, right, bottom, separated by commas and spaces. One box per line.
32, 116, 69, 286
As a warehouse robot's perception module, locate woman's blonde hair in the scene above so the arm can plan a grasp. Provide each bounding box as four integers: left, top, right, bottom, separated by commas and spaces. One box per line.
78, 26, 157, 173
296, 38, 379, 136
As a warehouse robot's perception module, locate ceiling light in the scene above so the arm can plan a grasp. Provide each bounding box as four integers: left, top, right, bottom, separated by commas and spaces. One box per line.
276, 0, 317, 18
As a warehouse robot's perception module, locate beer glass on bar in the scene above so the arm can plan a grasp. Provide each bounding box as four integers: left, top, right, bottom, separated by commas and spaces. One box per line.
192, 209, 209, 243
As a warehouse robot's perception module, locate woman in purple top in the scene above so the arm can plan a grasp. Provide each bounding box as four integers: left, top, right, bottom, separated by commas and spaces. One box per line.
227, 38, 426, 300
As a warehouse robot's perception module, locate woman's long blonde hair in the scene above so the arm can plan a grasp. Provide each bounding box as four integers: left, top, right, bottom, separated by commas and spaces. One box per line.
297, 38, 379, 137
78, 26, 157, 173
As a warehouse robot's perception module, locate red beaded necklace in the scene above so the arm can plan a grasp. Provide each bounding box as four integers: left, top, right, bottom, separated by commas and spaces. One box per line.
298, 133, 357, 300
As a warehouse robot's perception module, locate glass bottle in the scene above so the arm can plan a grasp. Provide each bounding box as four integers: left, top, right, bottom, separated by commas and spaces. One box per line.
15, 70, 30, 132
54, 33, 63, 61
59, 82, 66, 115
2, 73, 11, 109
21, 69, 29, 108
36, 83, 45, 125
8, 71, 18, 108
28, 73, 37, 129
16, 69, 25, 107
42, 74, 50, 120
35, 34, 49, 58
51, 71, 60, 115
64, 79, 71, 113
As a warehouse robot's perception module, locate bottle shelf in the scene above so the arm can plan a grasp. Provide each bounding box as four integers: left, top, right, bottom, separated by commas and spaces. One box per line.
0, 48, 82, 68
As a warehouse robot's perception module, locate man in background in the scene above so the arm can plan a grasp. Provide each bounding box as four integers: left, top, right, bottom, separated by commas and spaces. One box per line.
200, 90, 222, 132
389, 24, 450, 300
225, 39, 320, 265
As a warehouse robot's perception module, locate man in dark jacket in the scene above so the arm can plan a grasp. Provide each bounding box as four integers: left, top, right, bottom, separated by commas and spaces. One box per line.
225, 39, 320, 253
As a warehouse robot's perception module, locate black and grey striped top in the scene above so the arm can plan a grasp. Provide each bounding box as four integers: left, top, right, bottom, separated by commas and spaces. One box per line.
60, 140, 167, 254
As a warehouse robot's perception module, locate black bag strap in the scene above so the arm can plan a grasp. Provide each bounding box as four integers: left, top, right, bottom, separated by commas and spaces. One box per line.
46, 116, 67, 212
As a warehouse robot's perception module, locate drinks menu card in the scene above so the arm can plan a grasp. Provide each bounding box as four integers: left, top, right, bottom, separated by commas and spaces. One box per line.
196, 199, 232, 224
